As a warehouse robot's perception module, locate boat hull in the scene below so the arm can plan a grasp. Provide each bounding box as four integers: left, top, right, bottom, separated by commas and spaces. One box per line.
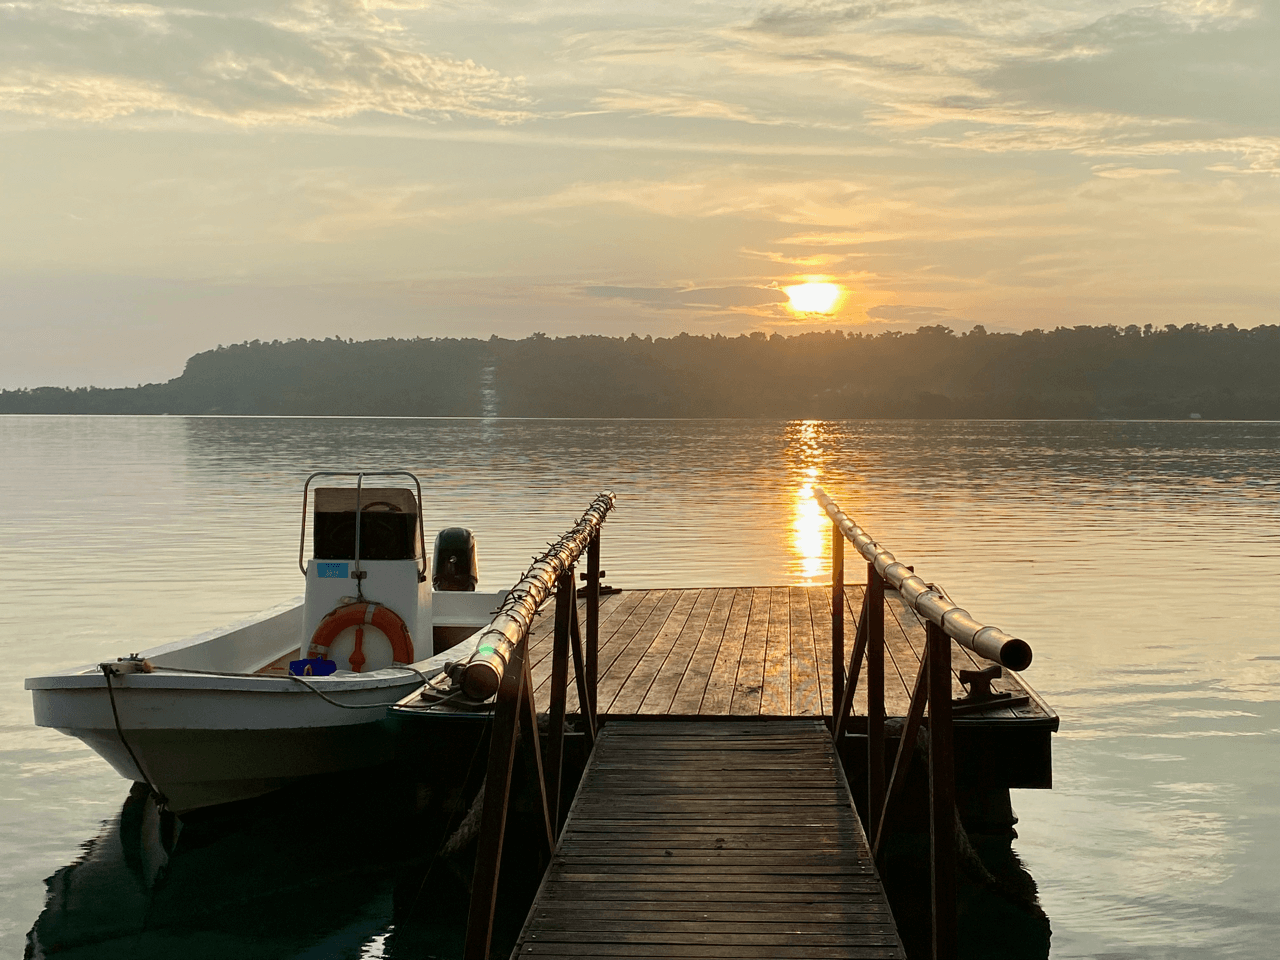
26, 594, 495, 812
69, 721, 400, 813
31, 674, 423, 812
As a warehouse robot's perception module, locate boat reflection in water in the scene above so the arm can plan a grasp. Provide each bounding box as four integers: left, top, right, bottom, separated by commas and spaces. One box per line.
25, 761, 493, 960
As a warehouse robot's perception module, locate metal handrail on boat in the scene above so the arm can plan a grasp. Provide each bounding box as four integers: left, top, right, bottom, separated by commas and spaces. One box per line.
298, 471, 427, 581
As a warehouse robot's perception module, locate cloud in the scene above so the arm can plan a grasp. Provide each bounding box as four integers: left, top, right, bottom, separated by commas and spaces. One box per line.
581, 284, 789, 310
0, 0, 529, 125
1091, 165, 1181, 179
595, 90, 817, 128
729, 0, 1275, 171
866, 302, 954, 323
749, 0, 925, 38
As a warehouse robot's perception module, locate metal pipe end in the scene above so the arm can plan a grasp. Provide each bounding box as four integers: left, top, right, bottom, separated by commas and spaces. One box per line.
1000, 638, 1033, 672
461, 661, 502, 700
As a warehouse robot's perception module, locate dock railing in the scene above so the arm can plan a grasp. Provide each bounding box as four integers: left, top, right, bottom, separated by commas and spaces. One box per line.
814, 486, 1034, 960
456, 492, 614, 960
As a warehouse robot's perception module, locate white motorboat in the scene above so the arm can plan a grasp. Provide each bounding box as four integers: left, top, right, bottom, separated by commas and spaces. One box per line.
25, 471, 495, 813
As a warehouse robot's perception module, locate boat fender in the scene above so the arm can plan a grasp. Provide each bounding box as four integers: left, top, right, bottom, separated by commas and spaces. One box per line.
308, 602, 414, 673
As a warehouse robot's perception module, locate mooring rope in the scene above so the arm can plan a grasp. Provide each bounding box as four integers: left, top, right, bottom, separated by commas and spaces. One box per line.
140, 662, 461, 710
100, 664, 169, 809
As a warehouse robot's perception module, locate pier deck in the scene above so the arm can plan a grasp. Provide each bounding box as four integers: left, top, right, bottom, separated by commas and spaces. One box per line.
396, 496, 1060, 960
513, 720, 906, 959
526, 586, 1055, 726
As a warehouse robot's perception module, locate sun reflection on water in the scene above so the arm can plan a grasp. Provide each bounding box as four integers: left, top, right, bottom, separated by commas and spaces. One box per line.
788, 421, 829, 585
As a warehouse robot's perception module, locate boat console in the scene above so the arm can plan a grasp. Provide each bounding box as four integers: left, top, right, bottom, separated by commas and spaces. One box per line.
298, 473, 432, 673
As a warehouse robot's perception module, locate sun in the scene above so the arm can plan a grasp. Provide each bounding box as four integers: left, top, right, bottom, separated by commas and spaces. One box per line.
784, 282, 843, 314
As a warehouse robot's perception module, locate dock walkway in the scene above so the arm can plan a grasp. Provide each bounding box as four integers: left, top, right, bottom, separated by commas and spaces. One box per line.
513, 720, 906, 959
526, 586, 1054, 724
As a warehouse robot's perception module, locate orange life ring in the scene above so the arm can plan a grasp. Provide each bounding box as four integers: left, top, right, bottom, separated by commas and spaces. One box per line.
308, 602, 414, 673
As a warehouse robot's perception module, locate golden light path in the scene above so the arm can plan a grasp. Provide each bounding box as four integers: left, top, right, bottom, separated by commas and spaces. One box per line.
784, 282, 842, 314
789, 421, 828, 584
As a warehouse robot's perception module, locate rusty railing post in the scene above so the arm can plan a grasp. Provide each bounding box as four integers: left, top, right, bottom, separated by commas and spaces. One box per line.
585, 530, 601, 716
927, 619, 957, 959
462, 640, 526, 960
867, 562, 886, 842
833, 599, 868, 744
569, 601, 597, 745
830, 521, 844, 729
519, 654, 555, 858
873, 643, 929, 860
546, 567, 574, 834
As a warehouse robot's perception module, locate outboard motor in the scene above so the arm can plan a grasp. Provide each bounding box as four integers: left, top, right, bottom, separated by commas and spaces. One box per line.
433, 527, 478, 591
297, 477, 430, 673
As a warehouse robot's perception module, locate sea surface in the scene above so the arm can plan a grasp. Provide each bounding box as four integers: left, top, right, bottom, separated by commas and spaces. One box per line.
2, 416, 1278, 959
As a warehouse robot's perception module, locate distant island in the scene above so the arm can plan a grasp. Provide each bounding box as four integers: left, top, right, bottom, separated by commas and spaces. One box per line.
3, 324, 1278, 419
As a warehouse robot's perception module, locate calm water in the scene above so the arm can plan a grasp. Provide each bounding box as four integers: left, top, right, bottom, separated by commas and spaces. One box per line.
3, 416, 1279, 958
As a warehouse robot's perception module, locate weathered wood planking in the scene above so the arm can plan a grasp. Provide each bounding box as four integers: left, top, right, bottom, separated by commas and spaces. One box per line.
513, 721, 907, 959
526, 586, 1054, 723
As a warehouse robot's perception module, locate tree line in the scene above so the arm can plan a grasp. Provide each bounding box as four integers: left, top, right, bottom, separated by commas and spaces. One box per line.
3, 323, 1277, 419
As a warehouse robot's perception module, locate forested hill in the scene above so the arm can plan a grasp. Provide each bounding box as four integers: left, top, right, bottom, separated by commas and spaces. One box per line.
3, 324, 1278, 419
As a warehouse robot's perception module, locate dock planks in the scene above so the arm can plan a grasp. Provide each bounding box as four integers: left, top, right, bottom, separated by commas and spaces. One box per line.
527, 585, 1054, 724
513, 720, 907, 959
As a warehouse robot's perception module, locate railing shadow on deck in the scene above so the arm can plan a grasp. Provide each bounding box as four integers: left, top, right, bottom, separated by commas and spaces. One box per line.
442, 492, 613, 960
815, 486, 1036, 960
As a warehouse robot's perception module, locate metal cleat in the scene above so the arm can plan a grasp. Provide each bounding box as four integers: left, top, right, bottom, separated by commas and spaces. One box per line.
953, 665, 1029, 714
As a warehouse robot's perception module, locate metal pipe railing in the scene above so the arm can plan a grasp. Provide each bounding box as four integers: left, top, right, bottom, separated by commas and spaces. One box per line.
456, 492, 615, 700
812, 487, 1032, 671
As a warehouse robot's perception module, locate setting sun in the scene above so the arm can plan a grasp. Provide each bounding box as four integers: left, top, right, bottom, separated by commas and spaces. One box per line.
784, 282, 842, 314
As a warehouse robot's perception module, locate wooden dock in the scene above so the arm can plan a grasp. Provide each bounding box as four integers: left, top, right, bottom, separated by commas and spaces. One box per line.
525, 586, 1055, 726
395, 493, 1061, 960
513, 720, 906, 959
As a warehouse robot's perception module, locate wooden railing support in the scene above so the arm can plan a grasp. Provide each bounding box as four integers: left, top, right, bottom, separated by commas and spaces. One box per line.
866, 563, 886, 844
872, 646, 928, 860
585, 531, 601, 716
927, 620, 958, 960
569, 601, 597, 746
520, 658, 556, 858
830, 524, 844, 728
832, 599, 868, 743
546, 568, 574, 833
463, 638, 553, 960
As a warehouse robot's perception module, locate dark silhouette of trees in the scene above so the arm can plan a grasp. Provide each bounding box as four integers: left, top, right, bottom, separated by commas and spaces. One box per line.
3, 324, 1278, 419
0, 337, 487, 416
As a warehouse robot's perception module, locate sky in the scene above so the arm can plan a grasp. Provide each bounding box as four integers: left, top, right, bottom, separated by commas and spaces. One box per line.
1, 0, 1277, 387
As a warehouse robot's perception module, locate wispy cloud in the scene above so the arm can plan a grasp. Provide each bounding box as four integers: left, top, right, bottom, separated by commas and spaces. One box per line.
581, 284, 789, 310
866, 302, 956, 323
0, 0, 529, 125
